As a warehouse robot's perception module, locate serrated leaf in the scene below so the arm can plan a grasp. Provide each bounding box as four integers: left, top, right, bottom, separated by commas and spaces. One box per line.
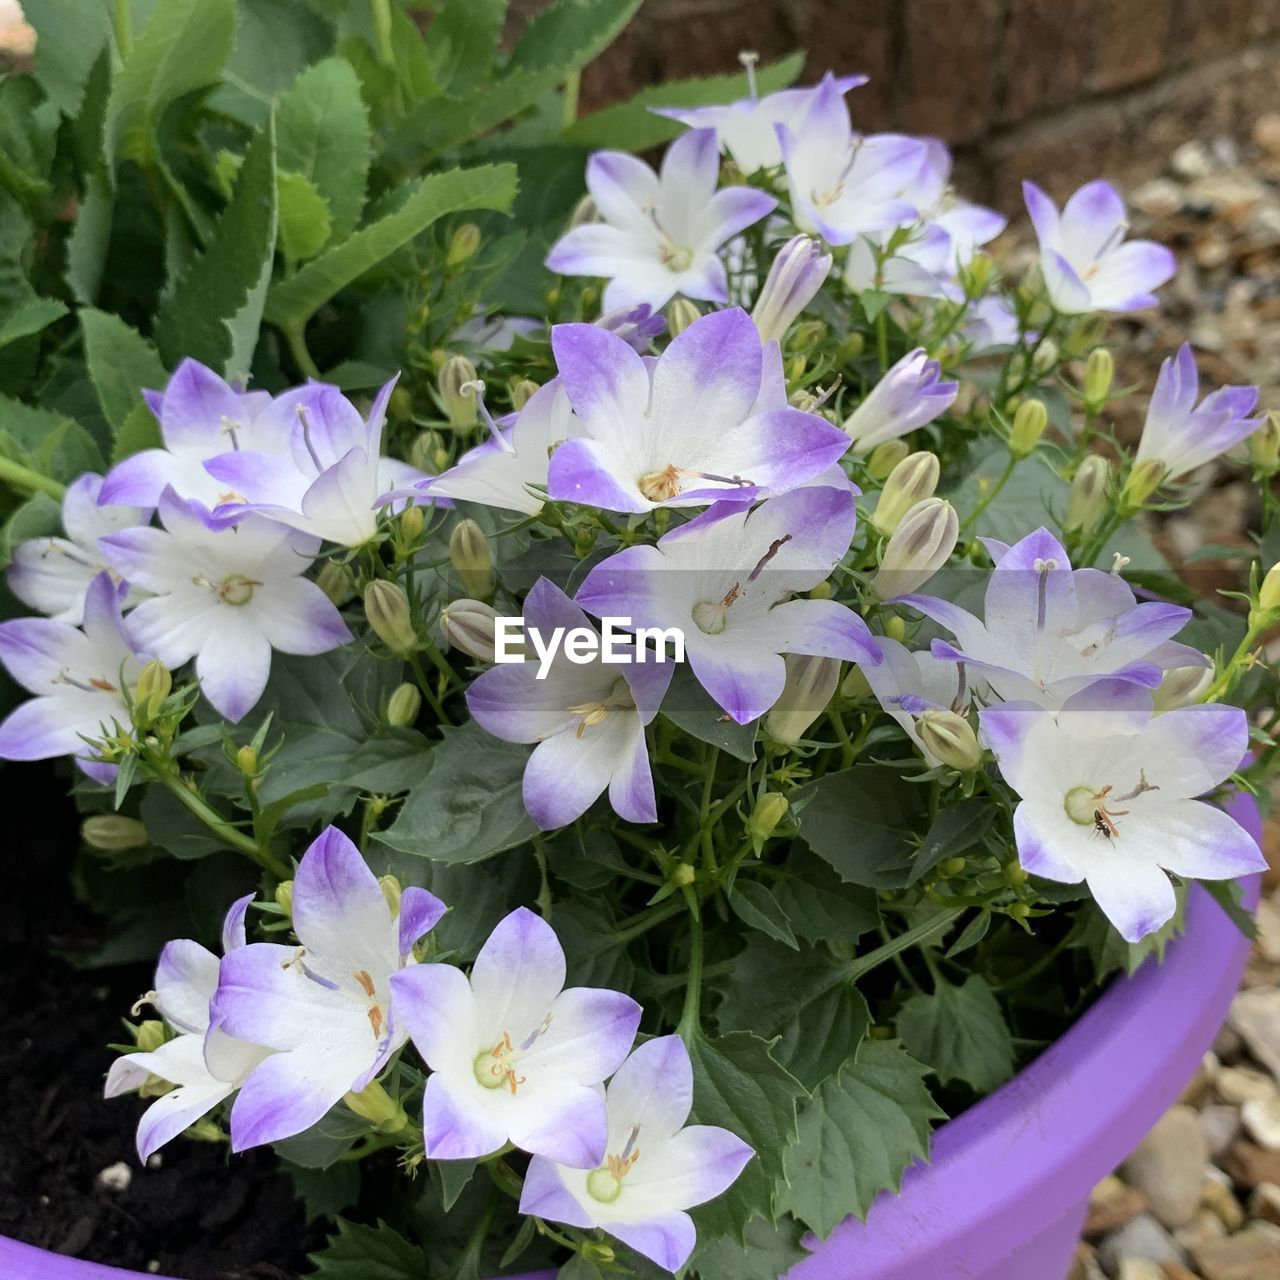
21, 0, 114, 117
263, 162, 517, 335
686, 1031, 805, 1242
424, 0, 507, 94
283, 1159, 360, 1222
0, 296, 67, 350
104, 0, 236, 170
276, 57, 371, 244
907, 799, 996, 885
0, 489, 61, 567
770, 852, 880, 945
688, 1211, 810, 1280
111, 402, 163, 464
273, 1105, 370, 1170
896, 974, 1015, 1093
308, 1218, 425, 1278
780, 1040, 942, 1238
66, 172, 113, 307
0, 394, 102, 482
729, 880, 797, 949
660, 664, 757, 762
154, 115, 278, 378
277, 170, 333, 264
80, 309, 166, 432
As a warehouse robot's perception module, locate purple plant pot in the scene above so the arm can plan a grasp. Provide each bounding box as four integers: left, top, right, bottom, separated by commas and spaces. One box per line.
0, 793, 1261, 1280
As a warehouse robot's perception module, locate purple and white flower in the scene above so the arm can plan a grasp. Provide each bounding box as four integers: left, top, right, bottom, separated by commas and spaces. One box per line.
842, 348, 958, 454
1133, 343, 1263, 481
0, 573, 146, 782
546, 307, 850, 513
104, 895, 271, 1161
981, 681, 1263, 941
520, 1035, 753, 1272
897, 528, 1206, 707
8, 473, 149, 624
467, 578, 672, 830
390, 907, 641, 1166
653, 69, 867, 174
1023, 180, 1175, 315
751, 234, 833, 344
959, 296, 1021, 352
545, 129, 777, 312
211, 827, 445, 1151
597, 303, 667, 352
576, 485, 881, 724
100, 490, 351, 722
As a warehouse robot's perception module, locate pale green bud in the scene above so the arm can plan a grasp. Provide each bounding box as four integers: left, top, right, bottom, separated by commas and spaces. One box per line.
236, 745, 259, 778
917, 707, 982, 771
671, 862, 696, 887
446, 223, 481, 266
871, 499, 959, 599
1152, 664, 1214, 712
568, 195, 599, 229
386, 683, 422, 727
344, 1079, 408, 1133
885, 615, 906, 642
134, 660, 172, 720
865, 438, 910, 481
439, 598, 501, 662
275, 880, 294, 916
449, 520, 493, 601
789, 319, 828, 351
409, 430, 440, 473
1065, 455, 1111, 534
1083, 348, 1114, 409
81, 814, 149, 851
379, 873, 402, 916
364, 580, 418, 656
1031, 338, 1059, 374
438, 356, 479, 427
511, 379, 541, 411
835, 332, 865, 364
1009, 398, 1048, 457
963, 252, 994, 293
667, 298, 701, 336
1250, 412, 1280, 475
134, 1019, 168, 1053
871, 451, 940, 534
1260, 562, 1280, 614
765, 654, 841, 745
316, 561, 355, 606
938, 856, 967, 878
840, 667, 872, 702
746, 792, 789, 842
399, 505, 425, 543
1123, 457, 1166, 508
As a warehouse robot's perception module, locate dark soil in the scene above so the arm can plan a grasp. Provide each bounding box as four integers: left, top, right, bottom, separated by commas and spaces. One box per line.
0, 760, 310, 1279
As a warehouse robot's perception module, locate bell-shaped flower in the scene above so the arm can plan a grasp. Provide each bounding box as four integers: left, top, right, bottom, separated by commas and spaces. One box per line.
98, 359, 282, 509
544, 129, 777, 312
104, 895, 272, 1161
597, 302, 667, 352
751, 234, 833, 344
546, 307, 850, 513
777, 75, 929, 246
1133, 343, 1263, 482
981, 681, 1264, 941
576, 485, 881, 724
0, 572, 146, 782
896, 527, 1206, 707
201, 377, 424, 547
1023, 180, 1175, 315
389, 907, 642, 1167
100, 489, 351, 722
843, 349, 958, 454
467, 578, 672, 830
8, 473, 149, 624
959, 296, 1021, 353
211, 827, 445, 1150
520, 1035, 753, 1272
653, 68, 866, 174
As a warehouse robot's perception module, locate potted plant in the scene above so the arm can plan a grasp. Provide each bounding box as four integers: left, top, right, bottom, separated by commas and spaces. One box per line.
0, 3, 1274, 1279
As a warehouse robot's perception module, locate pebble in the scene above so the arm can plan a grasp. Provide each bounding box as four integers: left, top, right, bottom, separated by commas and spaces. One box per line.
1248, 1181, 1280, 1227
1201, 1176, 1245, 1232
1201, 1105, 1243, 1160
1215, 1064, 1277, 1106
1243, 1095, 1280, 1151
95, 1162, 132, 1193
1131, 178, 1185, 219
1254, 112, 1280, 157
1223, 1141, 1280, 1189
1172, 140, 1214, 180
1118, 1262, 1166, 1280
1097, 1214, 1188, 1273
1256, 897, 1280, 963
1229, 989, 1280, 1081
1123, 1107, 1210, 1229
1088, 1174, 1149, 1237
1191, 1227, 1280, 1280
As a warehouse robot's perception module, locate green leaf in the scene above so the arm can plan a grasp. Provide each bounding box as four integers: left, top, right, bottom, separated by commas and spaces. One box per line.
80, 309, 166, 432
309, 1218, 425, 1278
780, 1041, 943, 1238
660, 664, 757, 762
277, 171, 333, 264
1202, 877, 1259, 942
554, 898, 634, 989
796, 764, 928, 888
111, 401, 163, 464
276, 57, 371, 245
376, 720, 537, 865
0, 490, 61, 566
0, 394, 103, 481
64, 48, 114, 306
770, 852, 880, 945
429, 1158, 477, 1212
283, 1159, 360, 1222
954, 445, 1070, 544
104, 0, 237, 170
273, 1105, 370, 1170
563, 52, 805, 152
21, 0, 114, 117
424, 0, 507, 94
689, 1212, 810, 1280
730, 880, 798, 949
686, 1031, 806, 1242
154, 115, 279, 378
263, 162, 518, 335
896, 974, 1015, 1093
907, 799, 996, 885
0, 297, 67, 351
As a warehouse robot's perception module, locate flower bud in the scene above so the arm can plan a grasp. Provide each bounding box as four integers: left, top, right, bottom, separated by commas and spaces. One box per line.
1002, 860, 1029, 886
765, 654, 841, 746
134, 660, 172, 720
581, 1243, 615, 1266
510, 378, 540, 411
568, 195, 599, 229
865, 439, 910, 481
790, 319, 828, 351
317, 561, 355, 606
449, 519, 493, 600
885, 615, 906, 642
835, 332, 865, 364
1260, 562, 1280, 614
671, 862, 696, 887
1251, 411, 1280, 474
399, 505, 425, 542
275, 880, 294, 916
871, 498, 959, 599
963, 252, 994, 294
446, 223, 481, 266
438, 355, 479, 427
1065, 455, 1111, 534
364, 580, 418, 656
81, 814, 149, 851
1083, 348, 1114, 409
1122, 457, 1166, 508
840, 666, 872, 702
1153, 664, 1214, 712
751, 235, 834, 344
440, 598, 501, 662
747, 792, 789, 843
871, 451, 939, 534
938, 856, 967, 878
409, 431, 438, 473
386, 683, 422, 727
1031, 337, 1059, 374
667, 298, 701, 336
344, 1079, 408, 1133
379, 874, 402, 916
236, 745, 259, 778
1009, 398, 1048, 457
134, 1019, 168, 1053
388, 385, 412, 424
917, 707, 982, 771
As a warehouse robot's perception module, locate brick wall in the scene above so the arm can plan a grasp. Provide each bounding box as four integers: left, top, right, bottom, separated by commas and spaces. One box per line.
550, 0, 1280, 210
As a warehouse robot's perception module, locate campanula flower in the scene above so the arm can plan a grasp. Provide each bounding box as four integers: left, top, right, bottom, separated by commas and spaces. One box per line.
843, 349, 958, 454
520, 1035, 753, 1272
576, 485, 881, 724
545, 129, 777, 312
0, 572, 145, 782
8, 473, 148, 624
597, 302, 667, 351
981, 681, 1263, 941
467, 578, 673, 830
751, 234, 833, 344
546, 307, 850, 513
100, 489, 351, 722
104, 895, 271, 1161
390, 907, 642, 1166
896, 528, 1205, 707
1023, 180, 1175, 314
211, 827, 445, 1150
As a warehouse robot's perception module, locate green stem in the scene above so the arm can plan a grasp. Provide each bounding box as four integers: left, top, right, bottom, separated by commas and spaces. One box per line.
613, 897, 685, 944
960, 452, 1017, 536
281, 321, 321, 380
561, 71, 581, 130
1202, 621, 1265, 703
677, 916, 704, 1039
155, 771, 290, 878
0, 456, 67, 500
113, 0, 132, 56
846, 907, 964, 983
408, 653, 451, 725
875, 310, 889, 372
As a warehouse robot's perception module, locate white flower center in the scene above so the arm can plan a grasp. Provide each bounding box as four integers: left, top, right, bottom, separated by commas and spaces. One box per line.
218, 575, 259, 605
586, 1124, 642, 1204
1063, 772, 1159, 840
472, 1014, 554, 1095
